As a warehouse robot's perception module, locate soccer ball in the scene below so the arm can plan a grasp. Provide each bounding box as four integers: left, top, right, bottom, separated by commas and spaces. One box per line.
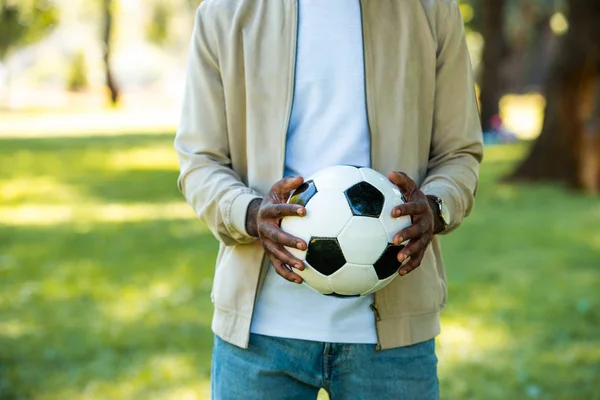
281, 165, 412, 297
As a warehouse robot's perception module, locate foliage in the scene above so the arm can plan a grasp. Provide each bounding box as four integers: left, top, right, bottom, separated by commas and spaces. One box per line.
66, 50, 89, 92
147, 0, 201, 43
0, 0, 59, 62
460, 0, 564, 32
185, 0, 202, 11
0, 135, 598, 399
146, 1, 172, 46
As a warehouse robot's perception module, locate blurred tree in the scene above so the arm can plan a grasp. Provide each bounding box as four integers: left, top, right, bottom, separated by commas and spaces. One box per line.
102, 0, 119, 105
0, 0, 58, 61
475, 0, 563, 132
0, 0, 58, 105
147, 1, 172, 46
185, 0, 202, 12
478, 0, 509, 133
67, 50, 89, 92
503, 0, 562, 91
508, 0, 600, 192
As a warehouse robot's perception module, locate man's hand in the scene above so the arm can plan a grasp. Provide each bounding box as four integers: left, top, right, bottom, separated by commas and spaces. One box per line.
246, 176, 308, 284
388, 172, 435, 276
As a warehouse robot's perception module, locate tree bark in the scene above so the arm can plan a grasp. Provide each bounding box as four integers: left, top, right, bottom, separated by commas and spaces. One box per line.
507, 0, 600, 192
102, 0, 119, 105
479, 0, 508, 132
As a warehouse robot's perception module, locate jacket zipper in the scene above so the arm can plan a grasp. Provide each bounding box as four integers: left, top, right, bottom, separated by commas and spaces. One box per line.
281, 0, 299, 176
359, 0, 382, 352
359, 0, 374, 169
247, 0, 300, 345
370, 303, 382, 351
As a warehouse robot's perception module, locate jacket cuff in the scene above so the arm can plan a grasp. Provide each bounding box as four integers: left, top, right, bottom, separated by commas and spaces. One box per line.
227, 191, 262, 243
421, 183, 458, 233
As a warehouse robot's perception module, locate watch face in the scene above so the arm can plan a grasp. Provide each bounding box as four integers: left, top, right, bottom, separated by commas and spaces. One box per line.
430, 196, 449, 228
428, 195, 448, 229
439, 200, 449, 226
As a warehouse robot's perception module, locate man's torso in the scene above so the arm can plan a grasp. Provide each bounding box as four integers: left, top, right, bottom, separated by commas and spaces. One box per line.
205, 0, 452, 350
250, 0, 377, 344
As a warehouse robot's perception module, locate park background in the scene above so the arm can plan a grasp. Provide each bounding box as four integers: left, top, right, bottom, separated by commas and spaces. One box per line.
1, 0, 599, 399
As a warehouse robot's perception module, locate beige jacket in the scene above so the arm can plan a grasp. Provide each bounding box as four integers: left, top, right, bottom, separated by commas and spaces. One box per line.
175, 0, 483, 350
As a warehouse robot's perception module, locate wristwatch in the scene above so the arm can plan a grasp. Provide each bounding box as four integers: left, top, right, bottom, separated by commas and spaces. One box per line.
427, 195, 449, 234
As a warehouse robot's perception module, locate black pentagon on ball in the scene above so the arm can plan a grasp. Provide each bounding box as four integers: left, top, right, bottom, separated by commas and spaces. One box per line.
288, 180, 317, 206
344, 181, 385, 217
373, 244, 406, 279
305, 237, 346, 276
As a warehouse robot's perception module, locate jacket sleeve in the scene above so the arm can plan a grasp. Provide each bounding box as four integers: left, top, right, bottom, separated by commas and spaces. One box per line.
420, 0, 484, 234
174, 3, 261, 246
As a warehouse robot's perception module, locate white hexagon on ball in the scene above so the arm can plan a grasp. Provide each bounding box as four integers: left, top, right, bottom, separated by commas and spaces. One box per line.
338, 216, 388, 265
359, 167, 399, 198
329, 263, 379, 296
303, 190, 353, 238
379, 199, 412, 244
311, 165, 363, 193
298, 263, 333, 295
362, 273, 398, 296
280, 215, 311, 261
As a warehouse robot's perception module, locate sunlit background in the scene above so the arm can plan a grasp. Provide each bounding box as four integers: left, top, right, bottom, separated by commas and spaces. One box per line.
1, 0, 599, 399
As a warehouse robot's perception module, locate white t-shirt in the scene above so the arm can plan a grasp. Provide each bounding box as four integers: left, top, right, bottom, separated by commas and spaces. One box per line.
250, 0, 377, 344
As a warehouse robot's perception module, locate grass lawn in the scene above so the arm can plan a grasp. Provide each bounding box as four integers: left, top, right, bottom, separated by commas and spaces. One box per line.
0, 133, 598, 400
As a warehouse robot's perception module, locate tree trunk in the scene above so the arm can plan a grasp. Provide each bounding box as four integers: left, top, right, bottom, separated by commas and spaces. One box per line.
580, 83, 600, 192
507, 0, 600, 192
102, 0, 119, 105
479, 0, 508, 132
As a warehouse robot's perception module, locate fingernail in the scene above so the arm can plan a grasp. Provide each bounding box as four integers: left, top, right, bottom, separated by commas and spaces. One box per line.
295, 279, 302, 284
297, 208, 305, 216
398, 254, 406, 262
296, 263, 303, 270
394, 237, 403, 246
399, 269, 406, 276
393, 210, 401, 217
296, 242, 304, 250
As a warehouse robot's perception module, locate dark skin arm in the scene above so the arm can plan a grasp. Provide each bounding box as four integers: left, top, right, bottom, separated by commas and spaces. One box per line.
245, 198, 262, 239
388, 172, 445, 276
246, 176, 307, 284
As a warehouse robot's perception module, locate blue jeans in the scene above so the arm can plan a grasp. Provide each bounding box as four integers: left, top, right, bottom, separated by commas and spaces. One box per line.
211, 333, 439, 400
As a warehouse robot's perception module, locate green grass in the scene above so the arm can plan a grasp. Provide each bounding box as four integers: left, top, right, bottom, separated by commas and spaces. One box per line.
0, 134, 598, 400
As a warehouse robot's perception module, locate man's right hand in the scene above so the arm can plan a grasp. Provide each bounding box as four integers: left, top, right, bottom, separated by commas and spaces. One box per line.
245, 176, 308, 284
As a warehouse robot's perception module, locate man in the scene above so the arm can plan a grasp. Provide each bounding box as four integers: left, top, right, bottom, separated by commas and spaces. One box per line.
175, 0, 483, 398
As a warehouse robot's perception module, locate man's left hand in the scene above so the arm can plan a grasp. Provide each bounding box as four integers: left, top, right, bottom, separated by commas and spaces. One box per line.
388, 171, 435, 276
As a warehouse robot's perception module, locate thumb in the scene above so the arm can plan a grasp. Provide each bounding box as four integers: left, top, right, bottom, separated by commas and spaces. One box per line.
277, 176, 305, 195
388, 171, 414, 194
